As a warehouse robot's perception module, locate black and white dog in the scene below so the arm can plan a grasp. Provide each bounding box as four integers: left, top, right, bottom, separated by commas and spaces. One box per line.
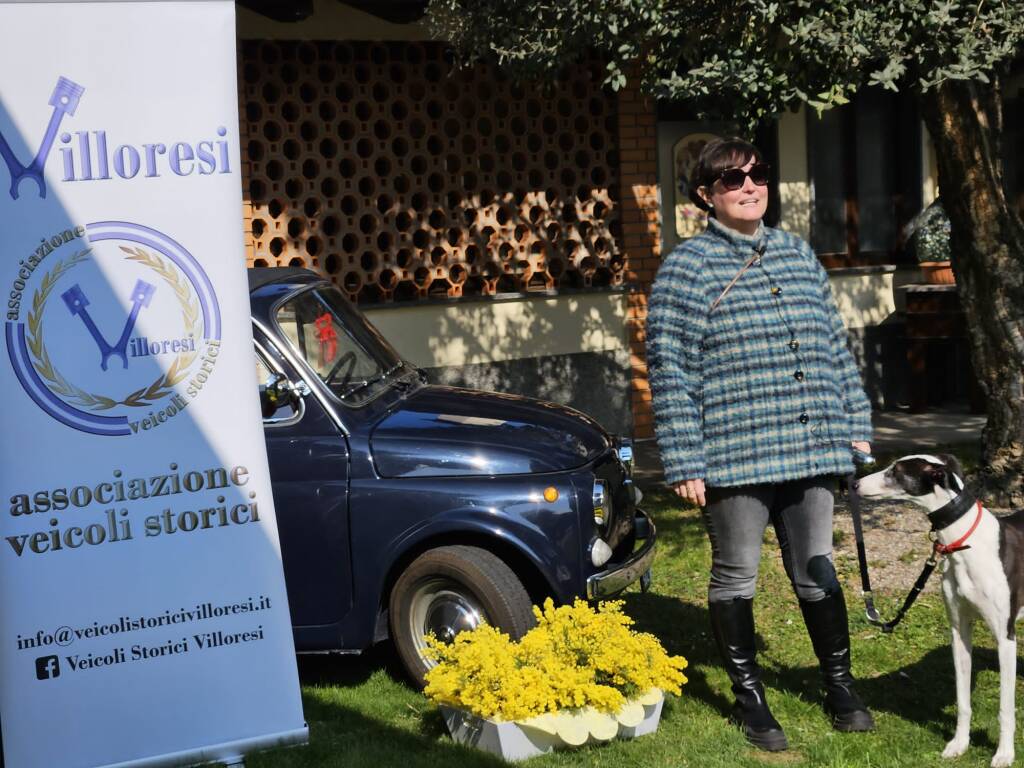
857, 454, 1024, 768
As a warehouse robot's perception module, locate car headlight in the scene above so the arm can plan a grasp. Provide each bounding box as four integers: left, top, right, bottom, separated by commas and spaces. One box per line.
592, 478, 610, 526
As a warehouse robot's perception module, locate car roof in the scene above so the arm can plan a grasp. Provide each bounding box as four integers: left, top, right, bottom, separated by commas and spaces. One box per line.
247, 266, 324, 293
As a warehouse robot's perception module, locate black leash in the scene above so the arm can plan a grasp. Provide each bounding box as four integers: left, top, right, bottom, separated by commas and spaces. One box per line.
847, 451, 940, 633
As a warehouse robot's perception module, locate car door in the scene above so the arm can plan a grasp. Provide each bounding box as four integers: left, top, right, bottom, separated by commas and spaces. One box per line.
255, 334, 353, 633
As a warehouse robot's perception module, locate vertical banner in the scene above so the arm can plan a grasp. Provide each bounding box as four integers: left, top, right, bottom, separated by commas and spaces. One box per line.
0, 2, 307, 766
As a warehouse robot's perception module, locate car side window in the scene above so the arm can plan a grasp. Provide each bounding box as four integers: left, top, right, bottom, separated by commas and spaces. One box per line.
275, 288, 384, 399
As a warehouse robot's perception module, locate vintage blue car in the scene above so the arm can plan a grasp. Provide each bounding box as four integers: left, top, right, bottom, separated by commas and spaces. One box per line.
249, 268, 655, 685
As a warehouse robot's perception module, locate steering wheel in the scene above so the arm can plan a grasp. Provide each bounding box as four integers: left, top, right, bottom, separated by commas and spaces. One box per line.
323, 350, 358, 389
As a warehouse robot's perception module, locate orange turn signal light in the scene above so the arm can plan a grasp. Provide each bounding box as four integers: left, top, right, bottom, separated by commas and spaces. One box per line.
543, 487, 559, 503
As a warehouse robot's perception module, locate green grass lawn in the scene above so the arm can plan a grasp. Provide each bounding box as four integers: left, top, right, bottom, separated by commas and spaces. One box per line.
247, 470, 1014, 768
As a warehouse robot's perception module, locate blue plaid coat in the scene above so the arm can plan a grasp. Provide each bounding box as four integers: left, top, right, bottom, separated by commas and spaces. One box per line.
647, 218, 872, 488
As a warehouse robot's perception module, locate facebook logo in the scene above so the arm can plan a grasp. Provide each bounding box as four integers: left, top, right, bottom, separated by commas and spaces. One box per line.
35, 655, 60, 680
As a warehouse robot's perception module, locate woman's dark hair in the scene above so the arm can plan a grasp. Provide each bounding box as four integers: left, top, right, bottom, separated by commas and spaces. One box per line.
688, 137, 763, 212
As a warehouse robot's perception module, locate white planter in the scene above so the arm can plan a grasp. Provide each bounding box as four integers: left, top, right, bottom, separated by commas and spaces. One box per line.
440, 690, 664, 761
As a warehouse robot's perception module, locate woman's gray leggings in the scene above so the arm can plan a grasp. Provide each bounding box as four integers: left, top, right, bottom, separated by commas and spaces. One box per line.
702, 476, 840, 603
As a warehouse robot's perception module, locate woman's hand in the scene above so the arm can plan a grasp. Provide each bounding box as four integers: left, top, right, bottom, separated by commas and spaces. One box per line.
851, 441, 871, 455
673, 478, 706, 507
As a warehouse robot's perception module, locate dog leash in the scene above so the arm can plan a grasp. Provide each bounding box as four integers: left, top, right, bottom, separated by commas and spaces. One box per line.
845, 454, 900, 631
848, 463, 933, 632
849, 456, 983, 633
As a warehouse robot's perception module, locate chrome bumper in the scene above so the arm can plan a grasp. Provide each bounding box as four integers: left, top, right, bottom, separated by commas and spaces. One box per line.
586, 508, 656, 600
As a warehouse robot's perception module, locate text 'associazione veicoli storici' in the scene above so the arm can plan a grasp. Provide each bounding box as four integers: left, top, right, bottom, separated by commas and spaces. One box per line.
5, 463, 263, 558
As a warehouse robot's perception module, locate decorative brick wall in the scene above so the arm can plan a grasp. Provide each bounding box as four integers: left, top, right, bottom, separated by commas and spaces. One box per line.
237, 40, 666, 440
617, 84, 662, 440
238, 41, 623, 304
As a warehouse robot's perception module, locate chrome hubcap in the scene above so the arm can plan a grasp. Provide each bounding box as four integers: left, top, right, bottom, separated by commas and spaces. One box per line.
407, 578, 487, 666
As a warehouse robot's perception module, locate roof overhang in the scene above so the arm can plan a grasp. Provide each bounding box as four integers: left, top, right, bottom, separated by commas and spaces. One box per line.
237, 0, 426, 24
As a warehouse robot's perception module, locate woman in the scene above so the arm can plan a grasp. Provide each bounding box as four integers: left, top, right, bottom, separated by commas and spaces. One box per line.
647, 137, 875, 751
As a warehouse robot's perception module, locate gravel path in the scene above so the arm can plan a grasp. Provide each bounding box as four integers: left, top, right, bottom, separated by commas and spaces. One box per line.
829, 494, 937, 594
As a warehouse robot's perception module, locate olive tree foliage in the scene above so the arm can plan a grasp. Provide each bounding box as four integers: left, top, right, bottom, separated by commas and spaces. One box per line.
428, 2, 1020, 119
429, 0, 1024, 504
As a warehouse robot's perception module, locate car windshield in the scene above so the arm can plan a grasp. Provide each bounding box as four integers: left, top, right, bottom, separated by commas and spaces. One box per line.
274, 283, 404, 405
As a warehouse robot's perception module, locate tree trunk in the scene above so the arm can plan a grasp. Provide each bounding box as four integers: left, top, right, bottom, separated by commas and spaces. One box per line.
919, 78, 1024, 508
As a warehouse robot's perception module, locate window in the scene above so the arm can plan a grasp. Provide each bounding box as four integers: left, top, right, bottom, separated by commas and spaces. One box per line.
807, 88, 922, 265
274, 284, 403, 405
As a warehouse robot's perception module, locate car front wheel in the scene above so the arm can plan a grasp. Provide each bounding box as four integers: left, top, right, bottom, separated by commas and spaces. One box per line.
389, 544, 534, 687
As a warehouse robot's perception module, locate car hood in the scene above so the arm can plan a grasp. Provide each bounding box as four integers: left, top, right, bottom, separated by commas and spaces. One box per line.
370, 385, 610, 478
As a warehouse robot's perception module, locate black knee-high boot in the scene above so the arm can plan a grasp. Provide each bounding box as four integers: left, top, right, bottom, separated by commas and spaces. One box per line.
709, 597, 788, 751
798, 590, 875, 732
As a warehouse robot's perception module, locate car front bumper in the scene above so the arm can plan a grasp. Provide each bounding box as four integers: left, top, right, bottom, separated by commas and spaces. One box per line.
586, 508, 656, 600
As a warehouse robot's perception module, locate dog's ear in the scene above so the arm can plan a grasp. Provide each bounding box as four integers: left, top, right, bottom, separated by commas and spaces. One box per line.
936, 453, 963, 478
924, 453, 965, 493
920, 461, 948, 490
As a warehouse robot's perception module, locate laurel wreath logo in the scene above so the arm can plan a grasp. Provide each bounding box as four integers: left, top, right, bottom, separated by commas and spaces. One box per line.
25, 250, 117, 410
26, 247, 201, 410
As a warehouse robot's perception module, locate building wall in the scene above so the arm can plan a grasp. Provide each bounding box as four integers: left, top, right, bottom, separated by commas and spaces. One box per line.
617, 82, 661, 439
238, 40, 622, 301
237, 8, 636, 434
776, 108, 811, 240
364, 291, 631, 432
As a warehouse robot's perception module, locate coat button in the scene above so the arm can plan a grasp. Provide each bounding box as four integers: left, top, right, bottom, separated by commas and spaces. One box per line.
771, 286, 782, 296
789, 340, 799, 351
799, 413, 809, 424
794, 370, 804, 381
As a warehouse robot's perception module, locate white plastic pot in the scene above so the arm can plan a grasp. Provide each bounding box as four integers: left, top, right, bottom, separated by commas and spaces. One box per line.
439, 690, 664, 761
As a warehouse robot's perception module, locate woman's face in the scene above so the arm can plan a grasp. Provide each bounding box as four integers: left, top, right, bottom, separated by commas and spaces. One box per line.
700, 157, 768, 235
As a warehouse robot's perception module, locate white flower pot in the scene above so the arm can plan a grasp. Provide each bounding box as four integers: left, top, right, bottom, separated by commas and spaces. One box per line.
440, 690, 664, 761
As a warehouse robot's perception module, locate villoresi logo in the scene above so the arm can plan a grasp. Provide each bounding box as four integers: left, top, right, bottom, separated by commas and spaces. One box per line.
5, 222, 222, 437
0, 75, 233, 200
2, 77, 225, 436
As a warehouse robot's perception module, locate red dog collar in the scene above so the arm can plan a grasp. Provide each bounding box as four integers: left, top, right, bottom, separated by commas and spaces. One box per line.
933, 501, 983, 555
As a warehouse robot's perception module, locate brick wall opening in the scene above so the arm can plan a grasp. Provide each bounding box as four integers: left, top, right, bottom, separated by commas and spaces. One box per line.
239, 41, 624, 304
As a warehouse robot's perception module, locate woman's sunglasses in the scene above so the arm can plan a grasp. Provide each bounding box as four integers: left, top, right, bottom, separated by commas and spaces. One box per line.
715, 163, 770, 191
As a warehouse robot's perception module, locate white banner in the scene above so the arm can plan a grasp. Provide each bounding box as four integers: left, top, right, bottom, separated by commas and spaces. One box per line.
0, 2, 307, 766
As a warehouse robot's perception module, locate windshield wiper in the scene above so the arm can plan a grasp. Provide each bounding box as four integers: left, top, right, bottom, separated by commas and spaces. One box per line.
338, 362, 404, 400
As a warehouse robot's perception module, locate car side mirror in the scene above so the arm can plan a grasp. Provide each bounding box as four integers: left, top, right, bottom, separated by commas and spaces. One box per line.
260, 372, 309, 420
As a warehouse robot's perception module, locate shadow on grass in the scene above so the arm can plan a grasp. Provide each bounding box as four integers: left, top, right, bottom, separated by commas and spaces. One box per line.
247, 698, 507, 768
296, 640, 408, 688
623, 590, 987, 744
770, 641, 1004, 751
252, 644, 512, 767
618, 555, 1002, 752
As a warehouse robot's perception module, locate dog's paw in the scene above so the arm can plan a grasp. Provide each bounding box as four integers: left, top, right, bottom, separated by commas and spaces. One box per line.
990, 750, 1014, 768
942, 738, 969, 759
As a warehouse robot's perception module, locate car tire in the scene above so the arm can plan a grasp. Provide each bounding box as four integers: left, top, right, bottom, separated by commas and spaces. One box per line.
389, 544, 535, 688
